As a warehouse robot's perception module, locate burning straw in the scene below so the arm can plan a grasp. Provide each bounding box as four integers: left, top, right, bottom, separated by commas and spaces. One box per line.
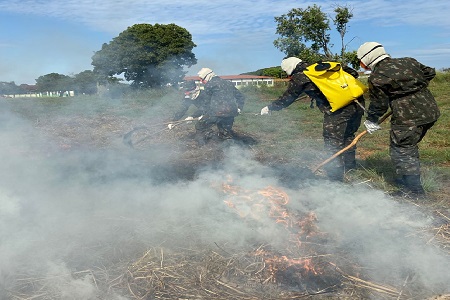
5, 181, 450, 299
121, 180, 344, 299
123, 246, 331, 299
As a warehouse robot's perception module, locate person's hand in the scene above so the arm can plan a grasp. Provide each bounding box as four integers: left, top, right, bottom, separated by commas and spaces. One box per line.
167, 123, 175, 130
197, 115, 203, 120
260, 106, 270, 115
237, 108, 241, 114
364, 120, 381, 134
184, 116, 194, 123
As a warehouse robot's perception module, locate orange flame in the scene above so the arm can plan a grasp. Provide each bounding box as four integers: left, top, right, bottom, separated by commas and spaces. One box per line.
218, 176, 324, 278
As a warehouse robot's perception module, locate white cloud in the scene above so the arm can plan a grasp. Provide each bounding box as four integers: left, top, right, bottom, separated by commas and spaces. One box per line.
3, 0, 450, 37
1, 0, 450, 83
349, 0, 450, 27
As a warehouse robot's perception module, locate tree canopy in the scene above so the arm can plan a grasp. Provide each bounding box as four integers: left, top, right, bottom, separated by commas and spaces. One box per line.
0, 81, 25, 95
91, 23, 197, 88
33, 71, 105, 95
274, 4, 359, 69
72, 70, 101, 95
35, 73, 73, 93
243, 66, 286, 79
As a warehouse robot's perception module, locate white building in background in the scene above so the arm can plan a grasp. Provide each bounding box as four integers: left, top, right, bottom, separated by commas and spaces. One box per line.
184, 75, 275, 88
1, 91, 75, 98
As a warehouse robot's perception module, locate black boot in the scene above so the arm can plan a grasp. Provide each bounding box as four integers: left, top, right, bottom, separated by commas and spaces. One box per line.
218, 129, 234, 140
394, 175, 405, 187
344, 161, 357, 172
194, 131, 214, 146
343, 151, 357, 171
402, 175, 425, 195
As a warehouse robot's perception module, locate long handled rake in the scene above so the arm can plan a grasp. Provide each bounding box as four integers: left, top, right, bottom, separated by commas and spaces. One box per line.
123, 119, 195, 148
312, 111, 392, 173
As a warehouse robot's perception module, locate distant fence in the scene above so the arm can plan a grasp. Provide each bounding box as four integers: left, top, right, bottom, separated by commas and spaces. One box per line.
1, 91, 75, 98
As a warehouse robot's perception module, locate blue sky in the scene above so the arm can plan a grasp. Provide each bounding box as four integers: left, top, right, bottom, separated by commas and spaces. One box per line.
1, 0, 450, 85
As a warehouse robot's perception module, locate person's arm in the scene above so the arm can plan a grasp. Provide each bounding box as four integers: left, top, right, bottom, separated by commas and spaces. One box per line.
172, 99, 191, 121
234, 88, 245, 110
191, 108, 204, 118
267, 78, 305, 111
366, 79, 390, 123
342, 65, 359, 78
420, 63, 436, 83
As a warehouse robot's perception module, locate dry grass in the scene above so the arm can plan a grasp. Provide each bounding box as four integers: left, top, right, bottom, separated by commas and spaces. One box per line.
2, 83, 449, 300
5, 139, 449, 299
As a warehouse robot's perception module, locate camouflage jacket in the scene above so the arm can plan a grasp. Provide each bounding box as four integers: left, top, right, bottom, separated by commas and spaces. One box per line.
267, 62, 361, 114
366, 57, 440, 127
172, 95, 204, 121
201, 76, 245, 117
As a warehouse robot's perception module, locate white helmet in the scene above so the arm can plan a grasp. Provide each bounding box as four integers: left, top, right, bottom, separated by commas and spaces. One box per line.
197, 67, 215, 82
281, 57, 302, 75
357, 42, 390, 68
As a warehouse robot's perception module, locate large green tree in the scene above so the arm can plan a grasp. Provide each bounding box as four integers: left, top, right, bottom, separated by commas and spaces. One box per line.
91, 23, 197, 88
0, 81, 24, 95
274, 4, 359, 68
72, 70, 100, 95
35, 73, 74, 93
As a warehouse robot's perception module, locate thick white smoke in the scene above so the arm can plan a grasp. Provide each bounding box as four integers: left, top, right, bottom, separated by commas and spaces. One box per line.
0, 105, 448, 299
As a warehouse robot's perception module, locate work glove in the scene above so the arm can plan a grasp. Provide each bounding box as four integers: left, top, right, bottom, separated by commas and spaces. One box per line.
364, 120, 381, 134
197, 115, 203, 120
237, 108, 241, 114
260, 106, 270, 115
167, 123, 175, 130
184, 116, 194, 124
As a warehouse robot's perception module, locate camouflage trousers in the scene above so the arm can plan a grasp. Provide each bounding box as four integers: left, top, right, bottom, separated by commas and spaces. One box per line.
195, 115, 235, 141
390, 122, 435, 176
322, 101, 364, 180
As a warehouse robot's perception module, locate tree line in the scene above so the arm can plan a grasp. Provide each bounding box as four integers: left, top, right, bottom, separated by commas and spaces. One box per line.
1, 71, 100, 96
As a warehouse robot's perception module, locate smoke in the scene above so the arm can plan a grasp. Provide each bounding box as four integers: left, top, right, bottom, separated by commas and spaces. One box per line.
289, 183, 450, 291
0, 103, 449, 299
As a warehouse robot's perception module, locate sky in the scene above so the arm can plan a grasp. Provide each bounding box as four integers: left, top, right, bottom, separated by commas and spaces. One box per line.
1, 0, 450, 85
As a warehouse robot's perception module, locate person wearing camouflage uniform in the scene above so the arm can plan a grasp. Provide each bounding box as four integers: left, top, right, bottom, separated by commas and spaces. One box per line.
195, 68, 245, 145
167, 81, 204, 129
357, 42, 440, 195
260, 57, 365, 181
